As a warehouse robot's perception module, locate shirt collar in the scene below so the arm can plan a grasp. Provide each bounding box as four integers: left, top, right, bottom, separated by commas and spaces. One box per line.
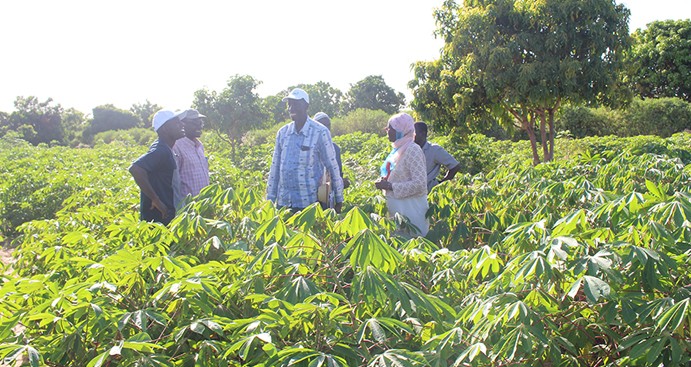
179, 137, 201, 148
288, 118, 315, 137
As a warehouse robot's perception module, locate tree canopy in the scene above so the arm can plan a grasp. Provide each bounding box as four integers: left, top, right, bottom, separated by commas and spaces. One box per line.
88, 104, 140, 136
2, 96, 64, 145
410, 0, 630, 164
627, 19, 691, 102
193, 74, 268, 159
130, 100, 163, 128
291, 82, 345, 118
344, 75, 405, 115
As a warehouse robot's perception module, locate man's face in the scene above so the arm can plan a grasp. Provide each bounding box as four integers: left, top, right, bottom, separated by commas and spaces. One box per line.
414, 127, 427, 147
162, 117, 185, 140
287, 99, 308, 122
316, 117, 331, 130
182, 118, 204, 139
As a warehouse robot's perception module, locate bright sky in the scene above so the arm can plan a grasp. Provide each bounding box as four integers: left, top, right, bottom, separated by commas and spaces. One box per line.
1, 0, 689, 115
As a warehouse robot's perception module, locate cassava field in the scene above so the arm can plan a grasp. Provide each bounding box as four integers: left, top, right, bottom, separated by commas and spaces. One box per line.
0, 132, 690, 367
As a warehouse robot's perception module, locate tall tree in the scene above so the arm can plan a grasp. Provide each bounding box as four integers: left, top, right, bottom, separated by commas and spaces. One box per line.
344, 75, 405, 115
86, 104, 140, 137
8, 96, 64, 145
410, 0, 630, 164
61, 108, 86, 145
130, 100, 162, 128
267, 82, 345, 123
192, 74, 268, 160
293, 82, 344, 117
627, 19, 691, 102
263, 93, 288, 124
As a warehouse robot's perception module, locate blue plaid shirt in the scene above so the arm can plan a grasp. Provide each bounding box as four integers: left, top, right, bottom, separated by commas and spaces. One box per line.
266, 118, 344, 209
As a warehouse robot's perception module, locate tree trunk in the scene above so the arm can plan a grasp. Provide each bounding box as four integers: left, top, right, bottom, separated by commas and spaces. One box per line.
507, 106, 541, 165
524, 115, 541, 166
538, 110, 549, 162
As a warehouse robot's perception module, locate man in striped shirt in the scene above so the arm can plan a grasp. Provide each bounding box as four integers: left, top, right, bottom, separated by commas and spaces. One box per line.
172, 109, 210, 207
266, 88, 344, 213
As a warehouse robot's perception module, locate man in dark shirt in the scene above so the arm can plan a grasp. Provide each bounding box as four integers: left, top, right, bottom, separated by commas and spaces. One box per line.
313, 112, 350, 189
129, 109, 187, 224
414, 121, 461, 192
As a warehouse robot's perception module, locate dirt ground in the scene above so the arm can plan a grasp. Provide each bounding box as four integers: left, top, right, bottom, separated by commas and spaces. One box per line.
0, 247, 13, 267
1, 244, 15, 274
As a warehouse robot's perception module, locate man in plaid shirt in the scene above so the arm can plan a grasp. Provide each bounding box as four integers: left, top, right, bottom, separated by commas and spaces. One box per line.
172, 109, 210, 207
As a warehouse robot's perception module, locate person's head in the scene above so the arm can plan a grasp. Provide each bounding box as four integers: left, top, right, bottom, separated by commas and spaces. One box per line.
386, 113, 415, 143
414, 121, 428, 147
152, 109, 186, 141
282, 88, 309, 123
181, 109, 206, 139
313, 112, 331, 130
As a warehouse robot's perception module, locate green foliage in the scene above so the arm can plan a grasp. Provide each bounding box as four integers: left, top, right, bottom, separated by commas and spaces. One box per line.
3, 96, 65, 145
411, 0, 631, 164
130, 100, 163, 129
0, 142, 142, 238
557, 98, 691, 138
193, 74, 269, 160
556, 104, 624, 138
86, 104, 141, 139
627, 19, 691, 102
1, 130, 691, 367
93, 128, 157, 146
622, 98, 691, 137
432, 133, 507, 175
330, 109, 390, 136
344, 75, 405, 115
294, 82, 345, 118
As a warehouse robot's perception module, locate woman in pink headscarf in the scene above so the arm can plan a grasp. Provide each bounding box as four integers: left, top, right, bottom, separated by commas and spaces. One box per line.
375, 112, 429, 236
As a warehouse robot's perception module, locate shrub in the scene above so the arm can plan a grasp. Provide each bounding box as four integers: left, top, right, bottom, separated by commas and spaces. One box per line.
556, 105, 623, 138
93, 128, 156, 146
622, 97, 691, 137
331, 108, 389, 136
557, 98, 691, 138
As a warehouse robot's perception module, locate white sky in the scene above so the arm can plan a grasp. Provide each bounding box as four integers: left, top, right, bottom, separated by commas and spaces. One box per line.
0, 0, 689, 114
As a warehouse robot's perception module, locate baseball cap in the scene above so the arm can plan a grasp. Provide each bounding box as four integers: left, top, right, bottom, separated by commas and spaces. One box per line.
282, 88, 309, 104
313, 112, 330, 122
152, 109, 187, 132
182, 109, 206, 120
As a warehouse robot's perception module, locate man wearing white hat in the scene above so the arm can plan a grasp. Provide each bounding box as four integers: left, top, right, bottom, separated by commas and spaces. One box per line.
267, 88, 344, 213
172, 108, 210, 207
129, 109, 187, 224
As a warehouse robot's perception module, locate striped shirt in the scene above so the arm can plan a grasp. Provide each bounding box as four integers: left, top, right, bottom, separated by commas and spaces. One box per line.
172, 137, 209, 202
266, 118, 344, 209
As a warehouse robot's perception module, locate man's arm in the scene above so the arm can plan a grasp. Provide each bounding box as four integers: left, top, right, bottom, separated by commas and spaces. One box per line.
129, 164, 169, 218
440, 163, 461, 183
266, 129, 283, 203
435, 146, 461, 184
318, 129, 344, 212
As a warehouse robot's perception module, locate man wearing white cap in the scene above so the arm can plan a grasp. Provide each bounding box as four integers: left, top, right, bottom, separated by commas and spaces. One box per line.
129, 109, 186, 225
267, 88, 344, 212
172, 109, 210, 207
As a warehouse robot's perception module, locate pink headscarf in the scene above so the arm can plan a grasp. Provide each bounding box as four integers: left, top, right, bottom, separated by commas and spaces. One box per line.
388, 112, 415, 165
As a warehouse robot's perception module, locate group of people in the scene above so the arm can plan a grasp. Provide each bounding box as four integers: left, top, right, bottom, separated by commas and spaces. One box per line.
128, 108, 210, 225
129, 88, 461, 236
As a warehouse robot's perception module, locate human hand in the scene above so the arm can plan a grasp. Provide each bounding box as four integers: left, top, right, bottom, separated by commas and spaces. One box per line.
151, 198, 169, 219
375, 179, 392, 191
